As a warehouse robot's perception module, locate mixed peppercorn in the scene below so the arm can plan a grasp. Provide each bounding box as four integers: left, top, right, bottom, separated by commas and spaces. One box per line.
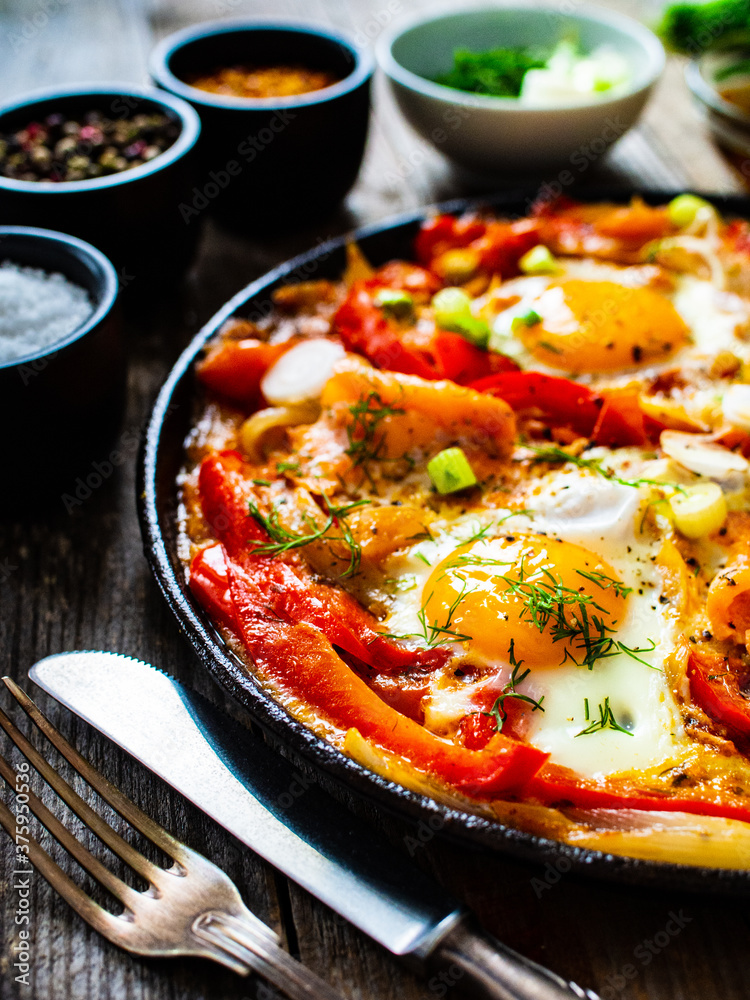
0, 110, 180, 182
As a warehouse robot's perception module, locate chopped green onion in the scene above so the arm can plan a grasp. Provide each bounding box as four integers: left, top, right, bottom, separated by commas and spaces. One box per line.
511, 309, 542, 332
669, 482, 727, 539
427, 447, 478, 494
432, 286, 490, 348
374, 287, 414, 320
668, 194, 711, 228
433, 286, 473, 320
519, 244, 560, 274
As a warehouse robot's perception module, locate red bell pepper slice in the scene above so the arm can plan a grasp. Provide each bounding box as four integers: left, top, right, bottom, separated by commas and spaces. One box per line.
687, 645, 750, 739
333, 279, 518, 385
197, 338, 294, 407
470, 219, 542, 276
469, 372, 650, 447
334, 283, 439, 380
414, 214, 542, 279
224, 556, 549, 798
469, 371, 604, 437
414, 214, 487, 267
590, 391, 647, 447
526, 763, 750, 824
197, 451, 449, 674
189, 543, 237, 632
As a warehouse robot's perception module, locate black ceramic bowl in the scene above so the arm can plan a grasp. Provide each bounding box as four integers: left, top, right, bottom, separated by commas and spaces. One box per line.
149, 19, 373, 232
0, 226, 122, 511
0, 85, 201, 294
140, 189, 750, 896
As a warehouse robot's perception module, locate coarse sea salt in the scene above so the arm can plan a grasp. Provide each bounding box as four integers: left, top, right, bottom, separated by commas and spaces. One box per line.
0, 261, 94, 364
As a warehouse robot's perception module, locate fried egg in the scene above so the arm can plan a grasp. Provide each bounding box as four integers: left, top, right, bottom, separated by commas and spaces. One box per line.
381, 467, 685, 779
482, 258, 750, 381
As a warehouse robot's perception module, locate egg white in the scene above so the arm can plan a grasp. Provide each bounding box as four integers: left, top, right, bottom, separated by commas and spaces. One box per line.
380, 466, 687, 780
478, 258, 750, 381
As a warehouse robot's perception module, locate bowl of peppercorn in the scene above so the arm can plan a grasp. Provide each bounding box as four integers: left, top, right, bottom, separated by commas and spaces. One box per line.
0, 83, 201, 294
149, 19, 373, 233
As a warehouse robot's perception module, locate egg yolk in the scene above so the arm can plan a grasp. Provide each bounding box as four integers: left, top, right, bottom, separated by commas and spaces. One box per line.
517, 280, 689, 373
421, 534, 627, 668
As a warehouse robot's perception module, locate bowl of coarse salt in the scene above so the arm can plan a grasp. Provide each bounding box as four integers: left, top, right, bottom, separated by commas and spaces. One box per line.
0, 226, 122, 509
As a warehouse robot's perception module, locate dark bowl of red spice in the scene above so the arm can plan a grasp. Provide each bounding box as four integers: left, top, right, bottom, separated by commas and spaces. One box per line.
149, 19, 374, 233
0, 84, 201, 294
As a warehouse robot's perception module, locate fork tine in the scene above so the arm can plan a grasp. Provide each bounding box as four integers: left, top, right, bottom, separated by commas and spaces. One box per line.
3, 678, 184, 862
0, 795, 126, 941
0, 749, 141, 910
0, 696, 162, 883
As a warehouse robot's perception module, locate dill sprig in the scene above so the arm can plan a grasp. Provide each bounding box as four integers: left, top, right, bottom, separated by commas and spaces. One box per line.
459, 509, 535, 545
575, 568, 633, 600
345, 391, 407, 472
525, 445, 686, 494
440, 551, 654, 670
486, 640, 545, 732
248, 494, 370, 578
384, 578, 473, 647
415, 579, 474, 646
576, 696, 633, 737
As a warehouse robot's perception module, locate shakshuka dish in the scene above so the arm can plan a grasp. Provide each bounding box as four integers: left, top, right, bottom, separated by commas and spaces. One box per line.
178, 195, 750, 867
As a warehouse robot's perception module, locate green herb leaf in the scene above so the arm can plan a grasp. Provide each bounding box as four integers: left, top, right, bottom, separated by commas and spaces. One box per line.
486, 639, 545, 732
248, 494, 370, 578
576, 696, 633, 737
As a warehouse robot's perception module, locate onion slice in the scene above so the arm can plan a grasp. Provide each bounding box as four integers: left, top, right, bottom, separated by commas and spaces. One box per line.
660, 429, 749, 478
261, 339, 346, 406
722, 384, 750, 433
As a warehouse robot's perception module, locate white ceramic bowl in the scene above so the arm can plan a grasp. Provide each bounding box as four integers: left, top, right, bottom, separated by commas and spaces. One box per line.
376, 3, 665, 172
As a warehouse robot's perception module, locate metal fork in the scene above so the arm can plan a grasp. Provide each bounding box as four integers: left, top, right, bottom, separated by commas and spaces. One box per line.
0, 677, 344, 1000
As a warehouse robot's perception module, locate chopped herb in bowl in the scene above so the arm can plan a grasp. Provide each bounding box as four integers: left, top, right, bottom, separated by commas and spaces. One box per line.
434, 38, 632, 105
435, 45, 549, 97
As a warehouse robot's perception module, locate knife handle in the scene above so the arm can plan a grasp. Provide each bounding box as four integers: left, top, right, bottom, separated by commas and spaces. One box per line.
427, 919, 601, 1000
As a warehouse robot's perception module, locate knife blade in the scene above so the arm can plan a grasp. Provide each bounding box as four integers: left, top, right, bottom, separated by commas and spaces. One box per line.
28, 650, 600, 1000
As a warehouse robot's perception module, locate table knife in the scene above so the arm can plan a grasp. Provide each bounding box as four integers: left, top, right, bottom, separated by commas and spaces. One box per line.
27, 650, 599, 1000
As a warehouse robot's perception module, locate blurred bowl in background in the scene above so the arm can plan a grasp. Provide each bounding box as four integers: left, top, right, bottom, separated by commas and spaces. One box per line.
0, 84, 201, 296
376, 3, 664, 173
149, 19, 374, 233
0, 226, 123, 510
687, 51, 750, 162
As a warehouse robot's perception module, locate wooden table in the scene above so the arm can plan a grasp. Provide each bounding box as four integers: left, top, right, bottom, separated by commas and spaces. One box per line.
2, 2, 750, 999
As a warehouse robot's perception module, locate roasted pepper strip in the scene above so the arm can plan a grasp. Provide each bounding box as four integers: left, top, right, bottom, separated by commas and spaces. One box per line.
526, 762, 750, 824
590, 390, 648, 447
333, 265, 518, 384
197, 451, 449, 673
469, 371, 604, 437
469, 372, 650, 447
225, 556, 549, 798
197, 338, 295, 407
414, 214, 541, 277
687, 645, 750, 739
